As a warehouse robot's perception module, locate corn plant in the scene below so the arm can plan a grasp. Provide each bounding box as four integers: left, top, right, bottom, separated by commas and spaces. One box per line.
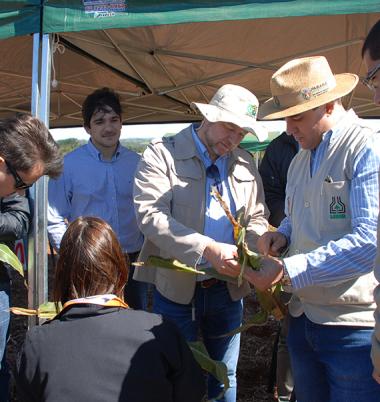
0, 243, 23, 277
135, 187, 287, 332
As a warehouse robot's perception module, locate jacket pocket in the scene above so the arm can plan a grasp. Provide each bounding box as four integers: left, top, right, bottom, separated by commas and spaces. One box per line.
285, 185, 296, 217
170, 160, 202, 208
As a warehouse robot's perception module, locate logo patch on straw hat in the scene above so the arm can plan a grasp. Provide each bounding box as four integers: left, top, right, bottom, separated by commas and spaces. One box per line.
246, 104, 257, 118
301, 88, 312, 100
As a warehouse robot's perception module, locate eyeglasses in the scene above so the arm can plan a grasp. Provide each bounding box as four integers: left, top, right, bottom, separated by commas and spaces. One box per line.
361, 62, 380, 92
206, 164, 223, 195
5, 160, 32, 190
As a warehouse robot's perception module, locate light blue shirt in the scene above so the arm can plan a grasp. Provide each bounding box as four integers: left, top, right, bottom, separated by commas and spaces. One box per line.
191, 126, 236, 266
48, 139, 143, 253
279, 112, 380, 289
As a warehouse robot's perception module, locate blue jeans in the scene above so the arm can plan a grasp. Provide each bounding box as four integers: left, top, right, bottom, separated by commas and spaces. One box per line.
0, 277, 10, 402
153, 282, 243, 402
287, 314, 380, 402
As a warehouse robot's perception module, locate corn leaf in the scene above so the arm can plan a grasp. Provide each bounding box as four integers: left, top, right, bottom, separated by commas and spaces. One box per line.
10, 302, 61, 320
0, 243, 23, 277
236, 225, 246, 247
246, 249, 261, 270
188, 341, 229, 401
215, 310, 269, 338
10, 307, 38, 316
136, 256, 205, 275
37, 302, 61, 319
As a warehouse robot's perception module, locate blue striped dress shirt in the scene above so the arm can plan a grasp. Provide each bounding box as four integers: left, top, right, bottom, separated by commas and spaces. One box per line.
48, 139, 143, 253
278, 111, 380, 289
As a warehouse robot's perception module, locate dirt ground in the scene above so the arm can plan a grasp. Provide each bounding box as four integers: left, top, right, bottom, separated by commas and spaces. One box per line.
7, 259, 279, 402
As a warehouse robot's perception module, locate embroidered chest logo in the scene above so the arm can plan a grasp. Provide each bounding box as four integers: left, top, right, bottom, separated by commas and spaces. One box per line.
329, 196, 346, 219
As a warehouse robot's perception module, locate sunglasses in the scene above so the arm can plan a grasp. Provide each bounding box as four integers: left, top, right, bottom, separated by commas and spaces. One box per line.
5, 160, 32, 190
361, 61, 380, 92
206, 164, 223, 196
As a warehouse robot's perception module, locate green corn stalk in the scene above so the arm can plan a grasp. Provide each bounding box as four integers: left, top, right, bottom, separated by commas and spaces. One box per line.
134, 256, 205, 275
237, 219, 287, 322
211, 188, 287, 329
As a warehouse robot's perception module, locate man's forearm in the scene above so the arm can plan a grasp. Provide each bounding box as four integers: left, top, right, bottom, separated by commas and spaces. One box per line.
47, 222, 67, 252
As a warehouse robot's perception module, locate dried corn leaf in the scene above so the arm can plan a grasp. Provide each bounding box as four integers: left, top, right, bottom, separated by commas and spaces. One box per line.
10, 302, 61, 320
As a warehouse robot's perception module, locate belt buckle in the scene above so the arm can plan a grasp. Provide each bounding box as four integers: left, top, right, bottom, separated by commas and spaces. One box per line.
200, 278, 218, 289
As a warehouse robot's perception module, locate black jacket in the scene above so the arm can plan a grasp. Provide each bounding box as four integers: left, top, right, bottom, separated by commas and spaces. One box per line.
0, 193, 30, 281
259, 132, 298, 227
15, 305, 206, 402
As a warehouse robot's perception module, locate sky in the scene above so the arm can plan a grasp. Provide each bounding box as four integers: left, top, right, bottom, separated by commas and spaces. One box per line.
50, 121, 287, 141
50, 119, 380, 141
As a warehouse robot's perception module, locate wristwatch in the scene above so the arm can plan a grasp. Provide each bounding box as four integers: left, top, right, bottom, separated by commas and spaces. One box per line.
280, 266, 292, 286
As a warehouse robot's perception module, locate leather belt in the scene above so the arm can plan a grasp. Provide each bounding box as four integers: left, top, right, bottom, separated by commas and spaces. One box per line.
198, 278, 219, 289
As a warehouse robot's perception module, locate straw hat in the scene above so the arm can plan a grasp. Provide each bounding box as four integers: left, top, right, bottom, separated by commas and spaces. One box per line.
258, 56, 359, 120
192, 84, 267, 141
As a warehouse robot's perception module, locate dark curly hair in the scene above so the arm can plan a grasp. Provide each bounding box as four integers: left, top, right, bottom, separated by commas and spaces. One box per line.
82, 87, 122, 128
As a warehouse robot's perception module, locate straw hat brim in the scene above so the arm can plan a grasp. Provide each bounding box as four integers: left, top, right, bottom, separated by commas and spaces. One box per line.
258, 73, 358, 120
192, 102, 268, 142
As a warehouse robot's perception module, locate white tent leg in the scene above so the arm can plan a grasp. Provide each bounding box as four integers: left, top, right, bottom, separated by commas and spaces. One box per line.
28, 33, 52, 326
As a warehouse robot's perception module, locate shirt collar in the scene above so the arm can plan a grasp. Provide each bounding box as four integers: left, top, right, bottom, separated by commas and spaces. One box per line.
312, 109, 356, 155
87, 139, 121, 161
328, 109, 357, 145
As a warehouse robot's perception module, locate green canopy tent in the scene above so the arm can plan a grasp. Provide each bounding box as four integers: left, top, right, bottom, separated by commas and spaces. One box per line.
1, 2, 380, 125
3, 1, 379, 41
0, 1, 379, 311
240, 132, 282, 153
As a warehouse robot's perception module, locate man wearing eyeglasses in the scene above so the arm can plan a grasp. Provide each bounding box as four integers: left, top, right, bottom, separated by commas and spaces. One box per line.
362, 19, 380, 386
0, 120, 61, 197
362, 20, 380, 106
133, 84, 269, 402
0, 114, 62, 402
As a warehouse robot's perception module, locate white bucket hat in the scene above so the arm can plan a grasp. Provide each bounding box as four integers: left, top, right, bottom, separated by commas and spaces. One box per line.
258, 56, 359, 120
192, 84, 268, 142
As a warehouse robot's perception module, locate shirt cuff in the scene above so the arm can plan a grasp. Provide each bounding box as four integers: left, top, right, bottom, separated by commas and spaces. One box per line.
277, 224, 291, 244
283, 253, 313, 289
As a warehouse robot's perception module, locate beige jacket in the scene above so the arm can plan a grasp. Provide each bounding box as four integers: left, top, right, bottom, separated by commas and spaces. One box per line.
133, 125, 268, 304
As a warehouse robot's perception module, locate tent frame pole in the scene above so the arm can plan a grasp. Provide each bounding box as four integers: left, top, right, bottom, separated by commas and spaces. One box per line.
28, 33, 52, 326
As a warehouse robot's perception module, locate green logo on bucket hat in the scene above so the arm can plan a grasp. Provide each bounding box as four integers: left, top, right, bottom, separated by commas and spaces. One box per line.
247, 104, 257, 118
